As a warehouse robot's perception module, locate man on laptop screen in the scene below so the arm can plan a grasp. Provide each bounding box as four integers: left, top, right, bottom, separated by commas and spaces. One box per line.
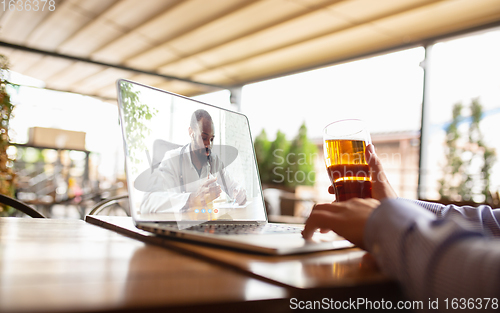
140, 109, 247, 217
119, 80, 265, 223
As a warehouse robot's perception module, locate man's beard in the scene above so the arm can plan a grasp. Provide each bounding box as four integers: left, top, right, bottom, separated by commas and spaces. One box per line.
194, 146, 210, 165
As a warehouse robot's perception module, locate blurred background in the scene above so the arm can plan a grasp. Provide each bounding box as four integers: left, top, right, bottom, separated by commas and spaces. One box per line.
0, 0, 499, 218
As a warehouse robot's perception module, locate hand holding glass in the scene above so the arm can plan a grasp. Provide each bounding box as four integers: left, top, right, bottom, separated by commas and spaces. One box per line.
323, 119, 372, 202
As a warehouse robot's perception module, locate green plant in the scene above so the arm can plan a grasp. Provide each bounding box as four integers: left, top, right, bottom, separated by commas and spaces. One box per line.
439, 99, 496, 202
119, 81, 158, 172
287, 123, 317, 187
254, 129, 272, 183
254, 123, 317, 187
438, 102, 464, 200
0, 54, 15, 216
267, 130, 290, 185
469, 99, 496, 202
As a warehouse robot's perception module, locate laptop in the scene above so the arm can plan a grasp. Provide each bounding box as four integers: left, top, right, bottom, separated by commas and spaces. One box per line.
115, 79, 353, 255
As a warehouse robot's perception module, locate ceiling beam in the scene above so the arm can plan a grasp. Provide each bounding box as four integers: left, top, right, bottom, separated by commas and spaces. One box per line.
0, 40, 225, 90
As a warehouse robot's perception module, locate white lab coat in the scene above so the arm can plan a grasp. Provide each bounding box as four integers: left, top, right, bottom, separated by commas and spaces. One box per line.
141, 145, 241, 213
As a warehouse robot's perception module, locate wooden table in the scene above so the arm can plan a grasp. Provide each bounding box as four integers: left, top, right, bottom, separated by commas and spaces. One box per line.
0, 217, 403, 312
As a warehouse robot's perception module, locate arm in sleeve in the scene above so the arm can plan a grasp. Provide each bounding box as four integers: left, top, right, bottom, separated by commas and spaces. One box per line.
140, 156, 191, 214
364, 199, 500, 305
399, 198, 500, 237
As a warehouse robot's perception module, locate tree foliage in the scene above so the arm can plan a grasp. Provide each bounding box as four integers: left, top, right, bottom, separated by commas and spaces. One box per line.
119, 81, 158, 171
0, 54, 16, 216
254, 123, 317, 188
254, 129, 272, 183
288, 123, 317, 187
267, 130, 290, 185
439, 99, 496, 203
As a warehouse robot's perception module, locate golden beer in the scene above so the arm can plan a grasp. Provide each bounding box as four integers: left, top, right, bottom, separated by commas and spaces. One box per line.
323, 139, 372, 201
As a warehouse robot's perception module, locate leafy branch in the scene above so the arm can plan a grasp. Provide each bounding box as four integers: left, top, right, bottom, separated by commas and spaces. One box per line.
254, 123, 317, 188
0, 54, 16, 216
439, 99, 496, 203
119, 82, 158, 172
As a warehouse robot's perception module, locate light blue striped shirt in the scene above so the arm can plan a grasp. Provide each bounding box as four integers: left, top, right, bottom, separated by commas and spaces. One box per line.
365, 198, 500, 310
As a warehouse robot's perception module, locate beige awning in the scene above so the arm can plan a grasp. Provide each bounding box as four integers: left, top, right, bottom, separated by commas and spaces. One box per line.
0, 0, 499, 100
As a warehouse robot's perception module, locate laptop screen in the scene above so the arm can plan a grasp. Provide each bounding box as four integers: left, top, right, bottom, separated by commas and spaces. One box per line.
116, 79, 267, 223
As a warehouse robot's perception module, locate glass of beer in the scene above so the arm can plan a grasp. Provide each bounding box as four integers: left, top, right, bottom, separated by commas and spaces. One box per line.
323, 119, 372, 201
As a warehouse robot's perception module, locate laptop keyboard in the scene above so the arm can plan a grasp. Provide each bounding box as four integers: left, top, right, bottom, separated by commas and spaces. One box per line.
183, 223, 303, 235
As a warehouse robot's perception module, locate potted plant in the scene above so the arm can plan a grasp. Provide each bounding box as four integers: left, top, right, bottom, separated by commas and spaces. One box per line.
0, 54, 16, 216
